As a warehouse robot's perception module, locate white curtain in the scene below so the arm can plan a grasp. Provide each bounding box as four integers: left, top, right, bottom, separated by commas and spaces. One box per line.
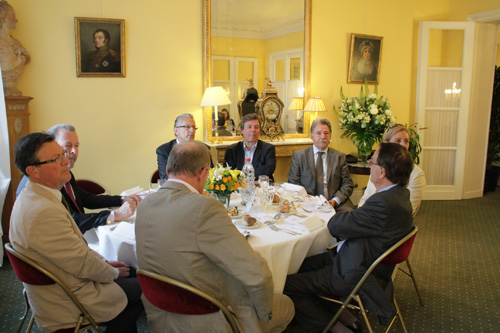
0, 66, 10, 267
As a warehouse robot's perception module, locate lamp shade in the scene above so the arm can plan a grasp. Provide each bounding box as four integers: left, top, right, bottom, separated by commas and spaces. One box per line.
303, 97, 327, 112
288, 97, 304, 111
200, 86, 231, 107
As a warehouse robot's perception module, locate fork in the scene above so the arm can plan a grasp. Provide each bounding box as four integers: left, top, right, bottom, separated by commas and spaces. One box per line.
264, 221, 299, 235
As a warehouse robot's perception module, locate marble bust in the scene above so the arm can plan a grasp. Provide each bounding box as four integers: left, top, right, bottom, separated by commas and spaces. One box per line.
0, 1, 30, 96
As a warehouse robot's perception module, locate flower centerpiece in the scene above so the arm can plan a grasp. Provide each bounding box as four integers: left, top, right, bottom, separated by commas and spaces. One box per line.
205, 164, 246, 209
334, 81, 395, 162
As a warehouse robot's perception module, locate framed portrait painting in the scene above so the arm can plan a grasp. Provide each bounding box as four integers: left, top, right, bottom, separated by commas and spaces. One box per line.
75, 17, 125, 77
348, 33, 383, 84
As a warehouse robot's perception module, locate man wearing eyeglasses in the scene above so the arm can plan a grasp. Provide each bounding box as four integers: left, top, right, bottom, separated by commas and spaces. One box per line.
10, 132, 144, 332
156, 113, 213, 180
16, 124, 140, 232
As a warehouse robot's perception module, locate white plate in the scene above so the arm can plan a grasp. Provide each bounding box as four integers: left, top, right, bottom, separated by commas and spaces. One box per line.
229, 209, 246, 219
234, 220, 261, 229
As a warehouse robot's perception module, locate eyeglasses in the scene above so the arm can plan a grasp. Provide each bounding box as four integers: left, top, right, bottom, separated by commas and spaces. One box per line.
368, 159, 379, 167
30, 152, 67, 166
176, 125, 198, 130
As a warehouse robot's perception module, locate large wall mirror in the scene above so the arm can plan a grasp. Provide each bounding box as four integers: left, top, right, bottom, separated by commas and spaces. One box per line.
203, 0, 311, 142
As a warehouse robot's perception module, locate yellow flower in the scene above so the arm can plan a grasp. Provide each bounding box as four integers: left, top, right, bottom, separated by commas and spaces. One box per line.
241, 181, 247, 189
221, 184, 226, 191
208, 183, 214, 190
215, 185, 220, 190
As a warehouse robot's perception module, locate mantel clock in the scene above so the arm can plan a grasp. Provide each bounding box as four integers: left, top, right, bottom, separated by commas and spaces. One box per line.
255, 78, 285, 141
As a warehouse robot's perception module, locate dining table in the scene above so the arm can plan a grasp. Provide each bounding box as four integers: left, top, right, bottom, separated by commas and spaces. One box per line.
85, 187, 337, 293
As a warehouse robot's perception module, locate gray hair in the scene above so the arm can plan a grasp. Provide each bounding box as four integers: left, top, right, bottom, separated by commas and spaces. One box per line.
174, 113, 194, 129
310, 118, 332, 134
167, 141, 210, 177
47, 124, 76, 139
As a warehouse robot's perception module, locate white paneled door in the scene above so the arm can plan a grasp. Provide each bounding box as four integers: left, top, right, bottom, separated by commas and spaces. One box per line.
416, 21, 475, 200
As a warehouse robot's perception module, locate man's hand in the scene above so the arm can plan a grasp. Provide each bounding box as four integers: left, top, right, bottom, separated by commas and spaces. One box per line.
114, 201, 136, 220
328, 200, 337, 208
107, 261, 130, 279
123, 194, 142, 205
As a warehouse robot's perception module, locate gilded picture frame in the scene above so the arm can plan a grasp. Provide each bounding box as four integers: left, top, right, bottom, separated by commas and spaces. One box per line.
348, 33, 383, 84
75, 17, 125, 77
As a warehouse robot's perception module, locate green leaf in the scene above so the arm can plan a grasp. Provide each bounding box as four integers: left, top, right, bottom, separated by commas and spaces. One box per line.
340, 86, 345, 100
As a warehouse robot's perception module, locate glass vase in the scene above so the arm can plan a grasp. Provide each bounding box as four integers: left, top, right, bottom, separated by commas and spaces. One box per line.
356, 142, 372, 164
214, 192, 231, 210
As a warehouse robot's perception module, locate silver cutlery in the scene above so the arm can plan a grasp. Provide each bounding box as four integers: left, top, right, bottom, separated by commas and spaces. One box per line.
264, 221, 300, 235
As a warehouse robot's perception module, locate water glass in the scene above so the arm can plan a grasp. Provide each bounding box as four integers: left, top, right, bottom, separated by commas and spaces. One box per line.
258, 175, 270, 189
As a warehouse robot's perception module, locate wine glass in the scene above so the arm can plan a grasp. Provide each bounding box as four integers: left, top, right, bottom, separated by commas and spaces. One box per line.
258, 175, 269, 190
265, 186, 276, 217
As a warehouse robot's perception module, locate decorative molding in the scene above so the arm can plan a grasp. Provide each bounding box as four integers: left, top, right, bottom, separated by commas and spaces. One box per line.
466, 8, 500, 24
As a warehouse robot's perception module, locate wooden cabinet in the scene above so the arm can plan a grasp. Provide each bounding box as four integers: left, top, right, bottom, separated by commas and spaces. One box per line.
2, 96, 32, 245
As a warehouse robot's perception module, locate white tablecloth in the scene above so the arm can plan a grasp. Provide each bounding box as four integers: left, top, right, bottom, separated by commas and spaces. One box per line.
85, 193, 336, 293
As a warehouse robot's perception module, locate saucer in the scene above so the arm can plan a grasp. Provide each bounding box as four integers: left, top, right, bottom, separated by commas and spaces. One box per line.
234, 220, 261, 229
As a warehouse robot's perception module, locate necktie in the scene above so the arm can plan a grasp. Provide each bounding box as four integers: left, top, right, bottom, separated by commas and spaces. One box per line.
64, 182, 82, 213
315, 151, 325, 196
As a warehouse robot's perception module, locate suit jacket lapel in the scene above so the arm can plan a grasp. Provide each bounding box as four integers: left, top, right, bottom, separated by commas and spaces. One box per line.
326, 148, 335, 182
306, 146, 316, 174
252, 140, 262, 169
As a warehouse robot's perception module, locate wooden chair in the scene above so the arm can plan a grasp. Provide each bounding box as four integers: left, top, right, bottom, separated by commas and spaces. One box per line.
320, 226, 419, 333
5, 243, 103, 333
75, 179, 109, 195
137, 269, 239, 332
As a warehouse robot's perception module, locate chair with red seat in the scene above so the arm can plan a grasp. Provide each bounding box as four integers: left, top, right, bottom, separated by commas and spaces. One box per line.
137, 269, 239, 332
149, 170, 160, 190
5, 243, 103, 333
320, 226, 419, 333
75, 179, 109, 195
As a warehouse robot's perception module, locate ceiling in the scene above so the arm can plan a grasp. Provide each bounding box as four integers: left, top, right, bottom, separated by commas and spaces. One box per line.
211, 0, 304, 39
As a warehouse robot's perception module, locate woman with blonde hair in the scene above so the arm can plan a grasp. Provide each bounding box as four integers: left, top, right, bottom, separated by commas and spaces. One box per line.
358, 123, 426, 216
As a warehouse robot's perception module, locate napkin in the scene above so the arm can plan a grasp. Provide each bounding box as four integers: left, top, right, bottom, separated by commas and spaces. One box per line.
282, 183, 307, 195
301, 215, 324, 232
112, 222, 135, 240
120, 186, 144, 197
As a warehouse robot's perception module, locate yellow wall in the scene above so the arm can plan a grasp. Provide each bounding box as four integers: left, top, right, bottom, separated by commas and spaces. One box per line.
9, 0, 203, 193
6, 0, 500, 194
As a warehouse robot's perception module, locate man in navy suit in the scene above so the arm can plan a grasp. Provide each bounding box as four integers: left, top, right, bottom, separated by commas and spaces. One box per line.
224, 113, 276, 180
284, 143, 414, 332
156, 113, 212, 180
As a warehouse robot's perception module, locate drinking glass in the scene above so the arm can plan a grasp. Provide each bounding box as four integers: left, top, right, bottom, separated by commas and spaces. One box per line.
265, 187, 276, 217
258, 175, 269, 190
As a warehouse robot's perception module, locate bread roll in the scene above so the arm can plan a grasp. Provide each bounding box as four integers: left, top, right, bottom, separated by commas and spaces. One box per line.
279, 201, 291, 213
242, 214, 257, 226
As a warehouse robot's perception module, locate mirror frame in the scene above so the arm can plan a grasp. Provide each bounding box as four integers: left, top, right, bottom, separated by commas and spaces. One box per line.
202, 0, 312, 142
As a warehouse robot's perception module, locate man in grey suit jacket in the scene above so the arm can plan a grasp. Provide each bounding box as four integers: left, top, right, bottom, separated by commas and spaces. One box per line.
136, 141, 294, 332
284, 143, 414, 332
288, 118, 354, 213
10, 133, 143, 332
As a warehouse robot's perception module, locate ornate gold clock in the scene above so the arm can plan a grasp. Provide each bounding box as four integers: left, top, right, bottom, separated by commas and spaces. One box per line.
255, 77, 285, 141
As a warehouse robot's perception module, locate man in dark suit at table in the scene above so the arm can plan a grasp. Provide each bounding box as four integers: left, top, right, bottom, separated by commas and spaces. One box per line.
136, 141, 294, 332
288, 118, 354, 213
224, 113, 276, 180
156, 113, 212, 180
16, 124, 140, 232
284, 143, 414, 332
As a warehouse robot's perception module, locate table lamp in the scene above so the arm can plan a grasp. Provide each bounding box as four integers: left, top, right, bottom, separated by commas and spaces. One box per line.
200, 86, 231, 143
288, 97, 304, 133
304, 97, 327, 120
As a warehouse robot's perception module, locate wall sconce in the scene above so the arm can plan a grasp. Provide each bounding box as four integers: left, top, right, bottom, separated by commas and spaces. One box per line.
200, 86, 231, 143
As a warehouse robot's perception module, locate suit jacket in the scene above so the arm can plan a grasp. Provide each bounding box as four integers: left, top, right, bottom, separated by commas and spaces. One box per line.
136, 181, 274, 332
327, 185, 413, 319
156, 139, 213, 180
359, 165, 426, 216
17, 173, 122, 231
224, 140, 276, 179
288, 146, 354, 202
9, 181, 127, 331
